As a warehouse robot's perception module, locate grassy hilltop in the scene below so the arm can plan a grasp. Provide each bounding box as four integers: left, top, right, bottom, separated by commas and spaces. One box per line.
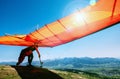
0, 65, 63, 79
0, 65, 87, 79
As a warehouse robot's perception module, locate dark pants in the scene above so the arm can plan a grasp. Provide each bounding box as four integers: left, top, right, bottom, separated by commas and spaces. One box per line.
16, 50, 33, 66
28, 53, 33, 65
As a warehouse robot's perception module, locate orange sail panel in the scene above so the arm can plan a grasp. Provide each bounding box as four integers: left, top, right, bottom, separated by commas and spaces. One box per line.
26, 0, 120, 47
0, 0, 120, 47
0, 35, 33, 46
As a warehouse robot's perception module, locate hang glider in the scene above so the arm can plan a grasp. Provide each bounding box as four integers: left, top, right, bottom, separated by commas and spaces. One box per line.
0, 0, 120, 47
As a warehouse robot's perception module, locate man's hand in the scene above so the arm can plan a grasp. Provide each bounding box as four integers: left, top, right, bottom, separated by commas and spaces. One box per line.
38, 54, 40, 58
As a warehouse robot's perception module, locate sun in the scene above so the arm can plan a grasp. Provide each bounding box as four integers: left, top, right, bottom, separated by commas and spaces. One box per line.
90, 0, 98, 6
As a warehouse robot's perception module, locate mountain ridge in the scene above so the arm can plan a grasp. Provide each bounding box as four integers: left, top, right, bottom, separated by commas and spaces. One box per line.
0, 57, 120, 68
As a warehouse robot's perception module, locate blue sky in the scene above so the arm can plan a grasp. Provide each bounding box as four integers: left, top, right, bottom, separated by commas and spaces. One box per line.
0, 0, 120, 62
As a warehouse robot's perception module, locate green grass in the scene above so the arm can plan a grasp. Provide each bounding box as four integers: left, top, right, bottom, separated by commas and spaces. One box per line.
52, 68, 120, 79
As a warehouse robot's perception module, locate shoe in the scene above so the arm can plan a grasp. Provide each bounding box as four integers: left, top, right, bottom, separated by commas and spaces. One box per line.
27, 64, 33, 67
16, 63, 19, 66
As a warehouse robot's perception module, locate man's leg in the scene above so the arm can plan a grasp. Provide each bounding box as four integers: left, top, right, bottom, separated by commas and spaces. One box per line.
28, 53, 33, 66
16, 53, 25, 66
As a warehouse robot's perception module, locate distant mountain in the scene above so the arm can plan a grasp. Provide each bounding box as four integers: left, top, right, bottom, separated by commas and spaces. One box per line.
33, 57, 120, 69
0, 61, 16, 65
0, 61, 26, 66
1, 57, 120, 69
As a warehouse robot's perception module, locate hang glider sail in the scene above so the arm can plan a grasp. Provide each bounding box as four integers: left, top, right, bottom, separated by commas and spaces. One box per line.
0, 0, 120, 47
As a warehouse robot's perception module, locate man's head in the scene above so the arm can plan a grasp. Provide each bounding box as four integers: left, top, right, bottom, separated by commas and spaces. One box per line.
34, 43, 39, 47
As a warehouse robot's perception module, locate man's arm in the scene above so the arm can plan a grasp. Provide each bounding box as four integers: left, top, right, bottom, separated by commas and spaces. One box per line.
35, 47, 40, 58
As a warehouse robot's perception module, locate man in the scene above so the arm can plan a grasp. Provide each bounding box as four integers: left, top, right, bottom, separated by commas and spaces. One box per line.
16, 45, 40, 66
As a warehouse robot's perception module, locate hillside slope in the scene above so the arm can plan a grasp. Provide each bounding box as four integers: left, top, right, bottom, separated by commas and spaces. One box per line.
0, 65, 63, 79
